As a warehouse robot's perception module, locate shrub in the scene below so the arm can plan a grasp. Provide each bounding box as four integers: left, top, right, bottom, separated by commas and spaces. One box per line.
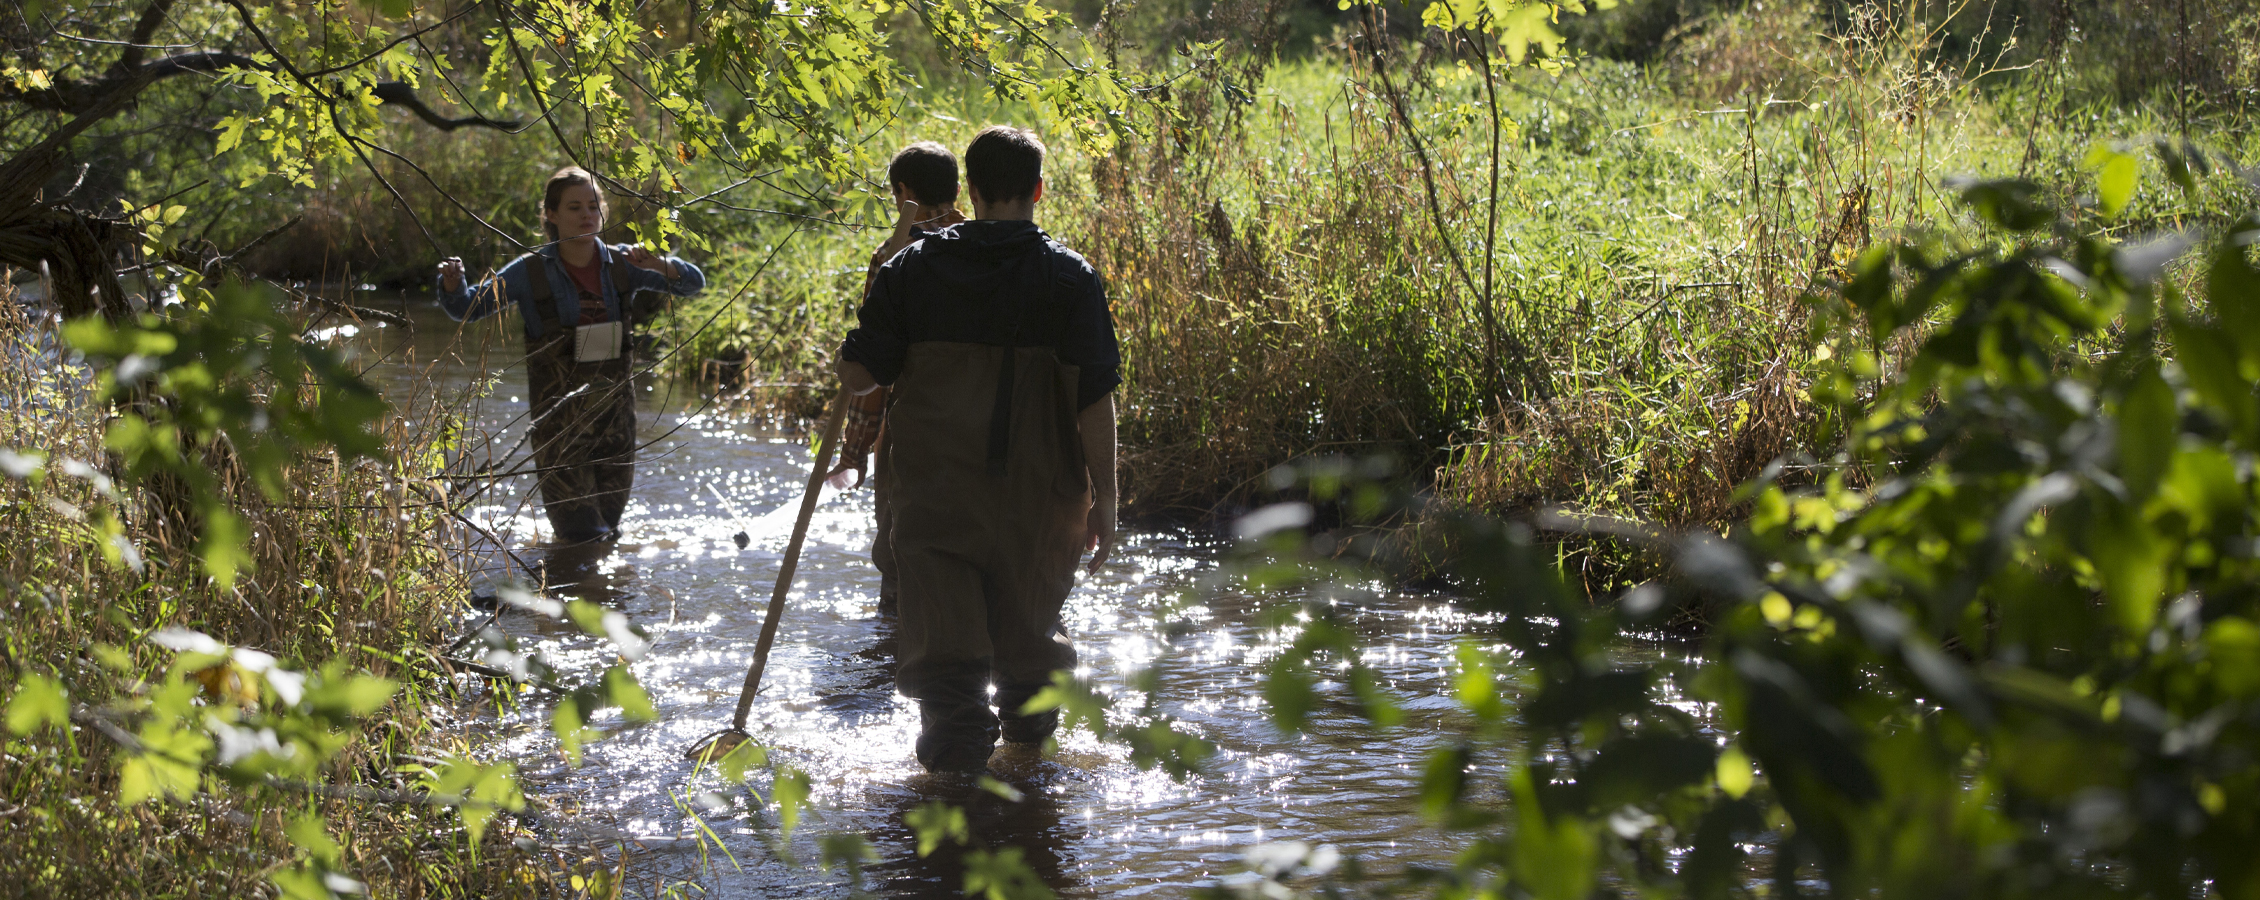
1199, 157, 2260, 897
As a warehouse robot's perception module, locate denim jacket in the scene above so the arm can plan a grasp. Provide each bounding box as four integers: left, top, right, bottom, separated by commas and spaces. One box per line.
436, 241, 707, 338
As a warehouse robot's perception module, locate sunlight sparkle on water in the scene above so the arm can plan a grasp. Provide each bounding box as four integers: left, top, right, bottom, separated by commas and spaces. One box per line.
356, 305, 1710, 898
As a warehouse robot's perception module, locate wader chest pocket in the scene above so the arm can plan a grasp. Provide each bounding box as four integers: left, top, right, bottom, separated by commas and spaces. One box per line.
574, 321, 623, 362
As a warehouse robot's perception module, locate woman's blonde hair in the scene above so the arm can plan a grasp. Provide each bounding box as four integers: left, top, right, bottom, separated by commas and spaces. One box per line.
541, 166, 607, 242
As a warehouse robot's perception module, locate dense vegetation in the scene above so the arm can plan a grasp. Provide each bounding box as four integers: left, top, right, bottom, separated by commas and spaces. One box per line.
1191, 159, 2260, 899
6, 0, 2260, 896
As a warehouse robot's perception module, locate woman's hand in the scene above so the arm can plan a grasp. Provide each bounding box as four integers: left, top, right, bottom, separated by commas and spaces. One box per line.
624, 245, 680, 281
439, 257, 466, 292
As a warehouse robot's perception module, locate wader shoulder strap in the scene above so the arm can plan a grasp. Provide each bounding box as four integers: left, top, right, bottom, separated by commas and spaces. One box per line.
522, 254, 563, 338
983, 253, 1044, 477
609, 256, 641, 327
982, 251, 1080, 478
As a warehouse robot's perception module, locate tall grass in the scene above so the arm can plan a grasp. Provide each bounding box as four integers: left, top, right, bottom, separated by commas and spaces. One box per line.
1044, 1, 2260, 583
200, 0, 2260, 588
0, 284, 594, 897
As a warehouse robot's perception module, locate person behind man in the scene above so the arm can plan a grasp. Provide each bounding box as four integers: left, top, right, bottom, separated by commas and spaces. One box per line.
837, 125, 1120, 773
437, 166, 706, 544
828, 141, 969, 616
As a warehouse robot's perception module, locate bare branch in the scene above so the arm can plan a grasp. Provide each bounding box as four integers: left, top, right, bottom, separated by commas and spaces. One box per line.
369, 81, 519, 131
119, 0, 181, 71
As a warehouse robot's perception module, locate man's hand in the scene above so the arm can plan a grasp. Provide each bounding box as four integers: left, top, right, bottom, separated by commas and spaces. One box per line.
1084, 494, 1116, 575
1077, 395, 1118, 576
825, 452, 868, 490
624, 245, 679, 280
439, 257, 466, 292
892, 196, 925, 240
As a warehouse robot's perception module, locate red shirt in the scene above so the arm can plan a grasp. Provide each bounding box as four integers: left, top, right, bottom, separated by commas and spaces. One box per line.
564, 256, 608, 325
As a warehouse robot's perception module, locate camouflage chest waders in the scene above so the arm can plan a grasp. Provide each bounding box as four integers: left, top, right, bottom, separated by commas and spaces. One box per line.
524, 258, 641, 542
883, 341, 1090, 772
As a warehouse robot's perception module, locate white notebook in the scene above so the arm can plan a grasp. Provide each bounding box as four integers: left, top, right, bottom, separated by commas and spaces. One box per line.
574, 321, 623, 362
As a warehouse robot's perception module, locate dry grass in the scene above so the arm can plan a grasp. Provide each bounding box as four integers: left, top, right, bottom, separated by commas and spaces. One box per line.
0, 282, 599, 897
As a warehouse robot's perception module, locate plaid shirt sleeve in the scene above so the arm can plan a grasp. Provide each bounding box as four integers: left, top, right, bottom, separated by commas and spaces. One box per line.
840, 386, 888, 460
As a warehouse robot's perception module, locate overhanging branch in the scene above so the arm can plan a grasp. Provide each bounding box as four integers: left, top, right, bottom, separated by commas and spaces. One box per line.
0, 50, 519, 131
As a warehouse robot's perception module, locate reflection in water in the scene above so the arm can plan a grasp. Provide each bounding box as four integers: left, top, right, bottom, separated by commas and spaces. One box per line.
351, 298, 1697, 897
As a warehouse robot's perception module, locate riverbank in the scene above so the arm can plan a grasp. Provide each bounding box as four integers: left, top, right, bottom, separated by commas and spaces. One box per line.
650, 44, 2260, 592
0, 291, 615, 897
173, 8, 2260, 600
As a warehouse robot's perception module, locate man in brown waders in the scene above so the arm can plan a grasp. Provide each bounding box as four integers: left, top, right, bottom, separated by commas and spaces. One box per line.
837, 126, 1120, 773
828, 141, 968, 617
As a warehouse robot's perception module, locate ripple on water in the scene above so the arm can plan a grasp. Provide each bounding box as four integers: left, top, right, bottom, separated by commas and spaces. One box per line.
359, 301, 1698, 898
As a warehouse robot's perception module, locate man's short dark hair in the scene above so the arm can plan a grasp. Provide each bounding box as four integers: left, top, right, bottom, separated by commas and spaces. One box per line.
964, 126, 1046, 204
889, 141, 959, 206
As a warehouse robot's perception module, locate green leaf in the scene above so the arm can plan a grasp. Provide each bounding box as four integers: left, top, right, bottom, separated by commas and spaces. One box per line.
1508, 766, 1596, 900
427, 755, 522, 848
2207, 225, 2260, 359
977, 776, 1025, 802
1715, 745, 1755, 799
2117, 365, 2176, 501
6, 674, 68, 735
1418, 744, 1471, 819
2086, 503, 2171, 634
2207, 618, 2260, 698
272, 864, 343, 900
906, 800, 969, 857
2170, 317, 2255, 439
2085, 143, 2139, 218
1261, 663, 1316, 734
600, 665, 655, 724
199, 508, 252, 587
1453, 641, 1507, 724
774, 767, 811, 836
963, 846, 1057, 900
305, 668, 398, 719
552, 697, 587, 765
120, 723, 207, 806
717, 738, 767, 784
1953, 178, 2052, 232
819, 833, 879, 882
287, 812, 341, 865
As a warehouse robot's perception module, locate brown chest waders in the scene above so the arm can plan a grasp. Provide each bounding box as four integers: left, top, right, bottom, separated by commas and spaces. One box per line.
521, 255, 642, 542
884, 340, 1091, 772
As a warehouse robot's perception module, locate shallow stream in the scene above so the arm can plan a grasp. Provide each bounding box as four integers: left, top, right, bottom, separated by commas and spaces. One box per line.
352, 298, 1691, 898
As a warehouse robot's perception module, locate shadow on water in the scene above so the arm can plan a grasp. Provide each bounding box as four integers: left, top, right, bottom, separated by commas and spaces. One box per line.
861, 762, 1083, 899
351, 296, 1706, 897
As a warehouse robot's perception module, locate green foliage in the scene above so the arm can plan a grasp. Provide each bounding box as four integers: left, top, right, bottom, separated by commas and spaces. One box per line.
903, 798, 1060, 899
38, 626, 431, 897
420, 755, 526, 850
1024, 666, 1216, 778
9, 283, 665, 896
1198, 156, 2260, 898
963, 846, 1058, 900
908, 799, 973, 857
4, 674, 68, 735
63, 281, 386, 585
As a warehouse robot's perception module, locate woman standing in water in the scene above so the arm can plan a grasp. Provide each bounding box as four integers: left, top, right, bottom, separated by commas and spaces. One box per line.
438, 166, 706, 544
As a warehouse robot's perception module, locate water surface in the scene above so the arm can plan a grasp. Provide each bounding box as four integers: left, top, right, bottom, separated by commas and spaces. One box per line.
352, 297, 1659, 897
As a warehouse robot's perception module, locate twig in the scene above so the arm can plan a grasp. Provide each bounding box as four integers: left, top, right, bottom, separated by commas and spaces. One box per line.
424, 650, 569, 694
